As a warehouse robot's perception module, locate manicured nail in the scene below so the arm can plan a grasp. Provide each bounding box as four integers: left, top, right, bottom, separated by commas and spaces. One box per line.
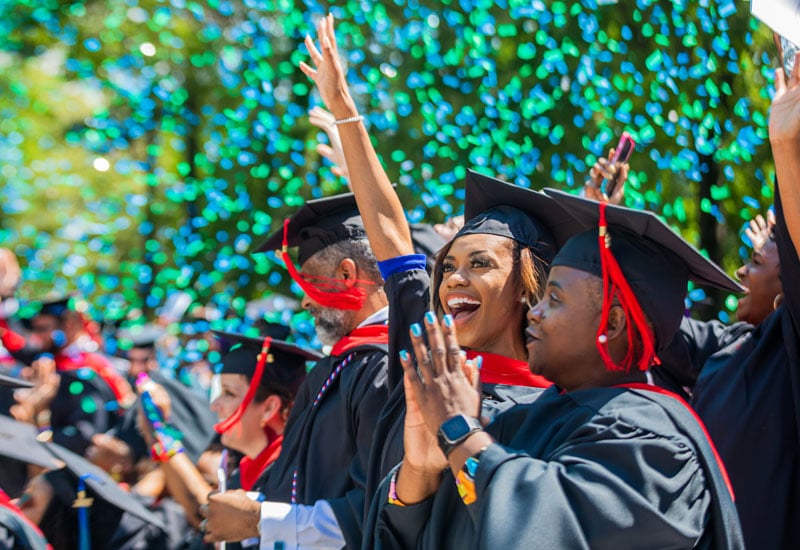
475, 355, 483, 369
399, 349, 409, 361
442, 314, 453, 328
424, 311, 436, 325
410, 323, 422, 337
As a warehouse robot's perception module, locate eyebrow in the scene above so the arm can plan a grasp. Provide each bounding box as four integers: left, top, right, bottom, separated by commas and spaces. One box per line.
546, 280, 563, 290
444, 250, 492, 261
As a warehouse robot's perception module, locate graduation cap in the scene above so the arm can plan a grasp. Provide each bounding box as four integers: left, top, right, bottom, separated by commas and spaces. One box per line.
543, 189, 744, 372
42, 443, 165, 548
211, 330, 323, 434
254, 193, 375, 311
255, 192, 366, 264
0, 415, 62, 470
457, 170, 579, 265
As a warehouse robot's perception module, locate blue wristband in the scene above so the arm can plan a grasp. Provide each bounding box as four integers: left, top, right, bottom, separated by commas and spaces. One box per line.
377, 254, 428, 279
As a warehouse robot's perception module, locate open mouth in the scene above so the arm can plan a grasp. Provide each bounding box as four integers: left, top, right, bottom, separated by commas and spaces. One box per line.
446, 296, 481, 324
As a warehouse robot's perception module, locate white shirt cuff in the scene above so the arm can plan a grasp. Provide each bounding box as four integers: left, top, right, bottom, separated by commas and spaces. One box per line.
259, 500, 345, 550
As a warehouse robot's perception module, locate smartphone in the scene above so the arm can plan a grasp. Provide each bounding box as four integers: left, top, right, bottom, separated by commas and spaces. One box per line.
603, 131, 636, 197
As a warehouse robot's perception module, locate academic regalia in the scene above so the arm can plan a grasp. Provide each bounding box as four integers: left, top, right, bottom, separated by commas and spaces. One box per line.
372, 386, 740, 550
363, 171, 572, 527
40, 444, 170, 549
258, 338, 389, 548
256, 195, 392, 549
368, 190, 744, 549
48, 367, 120, 454
657, 187, 800, 549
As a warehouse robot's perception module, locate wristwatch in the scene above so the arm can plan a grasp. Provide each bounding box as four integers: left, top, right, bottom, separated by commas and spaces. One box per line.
437, 414, 483, 457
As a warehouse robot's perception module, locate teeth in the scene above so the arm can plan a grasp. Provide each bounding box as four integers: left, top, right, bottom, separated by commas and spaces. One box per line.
447, 297, 480, 308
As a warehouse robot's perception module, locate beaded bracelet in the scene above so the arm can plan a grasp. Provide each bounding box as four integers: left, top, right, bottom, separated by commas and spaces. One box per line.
150, 439, 185, 463
332, 114, 364, 126
455, 446, 488, 505
387, 469, 406, 507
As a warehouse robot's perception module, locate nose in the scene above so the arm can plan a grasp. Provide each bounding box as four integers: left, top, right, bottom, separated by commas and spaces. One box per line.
209, 395, 222, 414
527, 301, 542, 325
301, 294, 314, 311
445, 266, 469, 288
735, 263, 748, 283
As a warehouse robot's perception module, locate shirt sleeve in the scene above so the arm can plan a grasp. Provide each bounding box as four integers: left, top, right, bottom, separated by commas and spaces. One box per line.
259, 500, 345, 550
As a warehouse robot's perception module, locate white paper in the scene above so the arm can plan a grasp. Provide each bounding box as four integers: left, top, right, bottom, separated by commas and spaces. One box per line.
751, 0, 800, 46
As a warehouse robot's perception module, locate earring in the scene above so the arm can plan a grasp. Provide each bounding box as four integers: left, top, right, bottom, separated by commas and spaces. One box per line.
520, 296, 527, 304
597, 334, 608, 344
774, 293, 784, 310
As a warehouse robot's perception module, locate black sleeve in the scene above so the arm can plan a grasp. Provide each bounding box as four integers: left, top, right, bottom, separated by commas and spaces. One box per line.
370, 466, 435, 550
774, 186, 800, 354
655, 316, 751, 395
51, 375, 117, 455
385, 268, 431, 390
328, 353, 391, 549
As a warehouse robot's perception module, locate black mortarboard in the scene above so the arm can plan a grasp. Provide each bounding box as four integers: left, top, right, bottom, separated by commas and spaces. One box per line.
457, 170, 578, 265
0, 415, 62, 470
254, 193, 366, 265
213, 330, 323, 378
544, 189, 743, 353
44, 443, 166, 529
33, 294, 75, 318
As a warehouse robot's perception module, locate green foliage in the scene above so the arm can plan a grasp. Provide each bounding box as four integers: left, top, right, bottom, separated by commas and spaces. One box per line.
0, 0, 778, 325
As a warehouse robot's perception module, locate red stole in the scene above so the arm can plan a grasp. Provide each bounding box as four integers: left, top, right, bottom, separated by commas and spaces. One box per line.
330, 324, 389, 357
466, 350, 551, 389
239, 434, 284, 491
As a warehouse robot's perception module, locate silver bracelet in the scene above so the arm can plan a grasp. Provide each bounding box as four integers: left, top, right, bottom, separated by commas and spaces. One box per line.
332, 114, 364, 126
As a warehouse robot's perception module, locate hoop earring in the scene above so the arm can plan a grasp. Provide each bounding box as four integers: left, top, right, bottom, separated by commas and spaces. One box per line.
774, 293, 784, 310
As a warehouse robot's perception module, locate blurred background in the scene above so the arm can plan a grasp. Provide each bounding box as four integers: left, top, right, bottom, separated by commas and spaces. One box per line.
0, 0, 777, 331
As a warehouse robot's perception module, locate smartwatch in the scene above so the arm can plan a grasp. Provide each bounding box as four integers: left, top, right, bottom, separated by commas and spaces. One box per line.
437, 415, 483, 457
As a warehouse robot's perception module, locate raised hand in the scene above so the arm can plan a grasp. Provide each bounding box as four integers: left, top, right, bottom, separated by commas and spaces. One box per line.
584, 148, 629, 205
770, 52, 800, 145
744, 213, 774, 251
309, 105, 349, 179
299, 14, 358, 118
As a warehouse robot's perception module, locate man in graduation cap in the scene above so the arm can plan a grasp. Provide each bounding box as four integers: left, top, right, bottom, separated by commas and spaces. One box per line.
203, 194, 391, 549
368, 191, 744, 549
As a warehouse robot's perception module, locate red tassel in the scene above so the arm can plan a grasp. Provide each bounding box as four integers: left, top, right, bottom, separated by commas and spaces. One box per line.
215, 336, 272, 434
278, 219, 372, 311
596, 203, 656, 373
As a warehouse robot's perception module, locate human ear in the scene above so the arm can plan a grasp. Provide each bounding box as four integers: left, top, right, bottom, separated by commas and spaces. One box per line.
337, 258, 358, 288
604, 305, 628, 343
259, 394, 283, 427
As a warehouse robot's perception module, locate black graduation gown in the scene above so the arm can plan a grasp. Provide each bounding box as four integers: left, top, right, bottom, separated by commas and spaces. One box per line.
0, 503, 48, 550
362, 268, 548, 535
658, 189, 800, 549
49, 368, 120, 454
259, 340, 389, 549
369, 385, 743, 549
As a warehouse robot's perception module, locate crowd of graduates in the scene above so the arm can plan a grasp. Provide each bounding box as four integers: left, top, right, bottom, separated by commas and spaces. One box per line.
0, 13, 799, 550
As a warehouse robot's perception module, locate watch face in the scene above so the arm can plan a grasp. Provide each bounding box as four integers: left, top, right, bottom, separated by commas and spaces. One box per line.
440, 415, 474, 443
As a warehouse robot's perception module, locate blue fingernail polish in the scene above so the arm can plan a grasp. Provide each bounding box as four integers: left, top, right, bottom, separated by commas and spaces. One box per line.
425, 311, 436, 325
410, 323, 422, 337
475, 355, 483, 369
399, 349, 409, 361
443, 314, 453, 328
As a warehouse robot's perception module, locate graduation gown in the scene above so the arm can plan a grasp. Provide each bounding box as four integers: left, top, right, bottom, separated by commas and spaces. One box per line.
658, 189, 800, 549
259, 337, 389, 549
49, 368, 120, 454
369, 385, 743, 550
363, 267, 548, 533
